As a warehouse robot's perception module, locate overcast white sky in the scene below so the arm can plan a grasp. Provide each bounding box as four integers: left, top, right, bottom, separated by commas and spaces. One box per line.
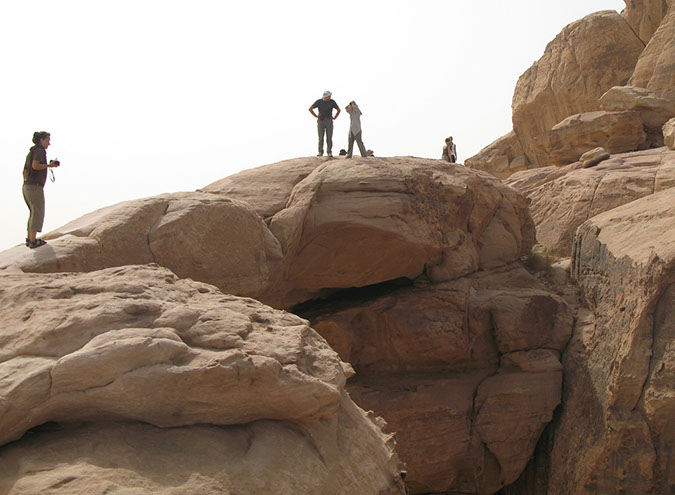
1, 0, 626, 252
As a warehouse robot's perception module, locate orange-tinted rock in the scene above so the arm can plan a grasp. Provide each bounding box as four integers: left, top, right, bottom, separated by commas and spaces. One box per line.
621, 0, 671, 44
465, 130, 530, 179
533, 111, 647, 166
512, 11, 644, 167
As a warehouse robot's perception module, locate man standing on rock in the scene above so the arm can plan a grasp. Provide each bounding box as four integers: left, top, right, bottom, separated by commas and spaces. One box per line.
309, 91, 340, 157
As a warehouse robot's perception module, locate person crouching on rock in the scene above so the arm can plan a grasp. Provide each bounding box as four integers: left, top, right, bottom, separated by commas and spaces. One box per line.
345, 101, 367, 158
442, 136, 457, 163
22, 131, 60, 249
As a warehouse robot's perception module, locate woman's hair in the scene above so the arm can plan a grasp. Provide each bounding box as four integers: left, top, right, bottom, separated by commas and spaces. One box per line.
32, 131, 50, 145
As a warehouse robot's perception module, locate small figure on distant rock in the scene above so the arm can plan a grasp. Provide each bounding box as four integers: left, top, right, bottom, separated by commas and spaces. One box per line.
22, 131, 60, 249
339, 149, 347, 156
442, 136, 457, 163
366, 149, 375, 157
345, 101, 367, 158
309, 91, 340, 157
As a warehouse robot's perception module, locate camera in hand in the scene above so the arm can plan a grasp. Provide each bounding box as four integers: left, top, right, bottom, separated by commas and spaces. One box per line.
50, 159, 60, 166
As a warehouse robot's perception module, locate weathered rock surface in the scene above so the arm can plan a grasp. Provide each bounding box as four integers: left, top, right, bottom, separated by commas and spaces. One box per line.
0, 192, 283, 302
580, 147, 610, 168
0, 264, 405, 495
505, 147, 675, 256
1, 158, 536, 310
665, 117, 675, 149
465, 130, 530, 179
533, 111, 647, 165
629, 5, 675, 104
621, 0, 672, 44
600, 85, 675, 147
512, 11, 644, 167
300, 264, 572, 494
546, 187, 675, 494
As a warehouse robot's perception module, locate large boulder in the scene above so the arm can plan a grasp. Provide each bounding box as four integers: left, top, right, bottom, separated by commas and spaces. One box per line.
621, 0, 672, 44
547, 187, 675, 494
300, 264, 572, 494
465, 130, 531, 179
629, 5, 675, 104
600, 85, 675, 147
532, 110, 647, 165
512, 11, 644, 167
665, 117, 675, 149
505, 147, 675, 256
0, 264, 406, 495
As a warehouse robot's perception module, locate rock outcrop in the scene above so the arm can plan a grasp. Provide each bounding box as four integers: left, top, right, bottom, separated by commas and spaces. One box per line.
621, 0, 672, 44
512, 10, 644, 167
665, 117, 675, 149
464, 131, 530, 179
629, 4, 675, 104
546, 187, 675, 494
532, 111, 647, 165
505, 147, 675, 256
0, 264, 406, 495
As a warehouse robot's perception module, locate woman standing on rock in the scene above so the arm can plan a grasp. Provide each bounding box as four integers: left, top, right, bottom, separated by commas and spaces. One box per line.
22, 131, 60, 249
442, 136, 457, 163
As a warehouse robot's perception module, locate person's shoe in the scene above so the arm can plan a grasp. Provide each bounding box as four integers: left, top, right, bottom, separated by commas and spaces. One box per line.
28, 239, 47, 249
25, 237, 30, 246
327, 153, 333, 157
317, 153, 324, 157
345, 155, 352, 159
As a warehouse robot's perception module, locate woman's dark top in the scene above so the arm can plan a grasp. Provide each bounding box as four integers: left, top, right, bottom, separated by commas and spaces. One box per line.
23, 146, 47, 187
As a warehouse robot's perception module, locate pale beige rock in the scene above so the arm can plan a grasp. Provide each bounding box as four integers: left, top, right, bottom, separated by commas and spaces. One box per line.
621, 0, 672, 44
533, 111, 647, 165
0, 402, 406, 495
302, 264, 571, 494
600, 85, 675, 147
505, 148, 675, 256
512, 11, 644, 167
665, 117, 675, 149
0, 193, 282, 302
200, 157, 323, 218
548, 188, 675, 494
629, 5, 675, 104
465, 130, 531, 179
580, 147, 610, 168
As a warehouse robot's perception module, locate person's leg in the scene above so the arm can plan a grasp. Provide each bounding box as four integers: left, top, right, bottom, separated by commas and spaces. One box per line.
317, 120, 325, 155
326, 120, 334, 156
23, 185, 45, 243
355, 132, 367, 157
347, 131, 355, 158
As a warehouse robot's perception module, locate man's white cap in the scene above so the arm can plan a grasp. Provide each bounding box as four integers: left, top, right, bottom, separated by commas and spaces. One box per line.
323, 91, 332, 97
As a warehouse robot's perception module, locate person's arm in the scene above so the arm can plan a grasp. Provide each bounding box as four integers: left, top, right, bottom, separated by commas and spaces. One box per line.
333, 107, 341, 120
309, 106, 318, 118
345, 104, 353, 114
32, 159, 59, 170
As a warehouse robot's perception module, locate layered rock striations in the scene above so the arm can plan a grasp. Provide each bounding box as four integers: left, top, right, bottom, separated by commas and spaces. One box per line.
0, 264, 406, 495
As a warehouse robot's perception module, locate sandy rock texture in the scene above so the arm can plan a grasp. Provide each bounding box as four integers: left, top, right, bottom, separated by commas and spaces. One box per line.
2, 157, 535, 311
665, 117, 675, 150
512, 10, 644, 167
298, 264, 572, 494
505, 147, 675, 256
0, 264, 405, 495
465, 131, 530, 179
621, 0, 672, 44
629, 4, 675, 104
546, 187, 675, 494
533, 110, 647, 165
600, 85, 675, 147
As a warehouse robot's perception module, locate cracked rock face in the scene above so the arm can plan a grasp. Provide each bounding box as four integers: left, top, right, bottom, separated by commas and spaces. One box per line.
299, 264, 572, 494
512, 10, 645, 168
0, 264, 406, 495
505, 147, 675, 256
547, 187, 675, 494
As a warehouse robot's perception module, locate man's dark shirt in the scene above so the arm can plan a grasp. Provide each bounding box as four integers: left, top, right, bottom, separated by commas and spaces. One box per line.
312, 99, 339, 120
23, 146, 47, 187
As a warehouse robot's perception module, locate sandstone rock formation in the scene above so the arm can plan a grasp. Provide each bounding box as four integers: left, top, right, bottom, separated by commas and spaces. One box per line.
1, 157, 536, 310
505, 147, 675, 256
0, 264, 406, 495
533, 111, 647, 165
600, 85, 675, 147
621, 0, 672, 44
665, 117, 675, 150
464, 131, 530, 179
579, 147, 610, 168
300, 264, 572, 494
512, 10, 644, 167
629, 5, 675, 104
546, 187, 675, 494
